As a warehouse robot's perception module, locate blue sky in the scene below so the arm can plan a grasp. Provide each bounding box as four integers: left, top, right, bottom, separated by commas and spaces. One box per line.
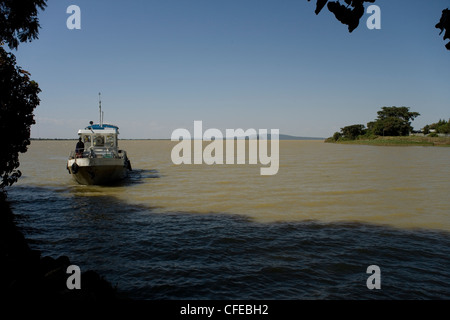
11, 0, 450, 139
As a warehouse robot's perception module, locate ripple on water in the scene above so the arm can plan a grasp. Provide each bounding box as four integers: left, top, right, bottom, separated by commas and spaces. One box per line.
9, 186, 450, 299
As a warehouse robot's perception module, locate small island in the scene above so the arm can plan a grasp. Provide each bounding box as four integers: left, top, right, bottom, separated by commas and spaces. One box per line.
325, 106, 450, 146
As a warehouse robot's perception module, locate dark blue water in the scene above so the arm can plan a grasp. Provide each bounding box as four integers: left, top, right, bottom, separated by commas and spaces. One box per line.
8, 185, 450, 300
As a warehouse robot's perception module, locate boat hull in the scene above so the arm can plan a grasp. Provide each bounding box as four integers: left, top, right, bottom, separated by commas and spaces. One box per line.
67, 158, 128, 185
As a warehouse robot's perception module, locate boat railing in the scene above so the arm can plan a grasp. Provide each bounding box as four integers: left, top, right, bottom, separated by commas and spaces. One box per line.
69, 147, 123, 159
68, 150, 91, 159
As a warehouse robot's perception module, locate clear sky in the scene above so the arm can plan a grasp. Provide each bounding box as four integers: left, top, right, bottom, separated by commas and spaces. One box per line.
11, 0, 450, 139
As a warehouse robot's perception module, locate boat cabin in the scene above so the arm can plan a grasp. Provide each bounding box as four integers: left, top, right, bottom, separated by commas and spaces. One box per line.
76, 123, 121, 158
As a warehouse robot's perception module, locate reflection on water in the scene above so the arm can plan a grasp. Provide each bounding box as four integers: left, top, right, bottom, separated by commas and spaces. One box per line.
7, 140, 450, 299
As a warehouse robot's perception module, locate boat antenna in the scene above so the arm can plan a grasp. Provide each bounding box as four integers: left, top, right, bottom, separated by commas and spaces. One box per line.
98, 92, 103, 127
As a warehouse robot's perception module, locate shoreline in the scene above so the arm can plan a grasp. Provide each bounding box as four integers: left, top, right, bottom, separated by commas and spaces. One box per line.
325, 136, 450, 147
0, 198, 120, 300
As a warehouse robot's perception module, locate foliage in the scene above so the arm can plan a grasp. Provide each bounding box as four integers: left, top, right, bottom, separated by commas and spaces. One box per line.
428, 119, 450, 134
0, 0, 47, 49
0, 0, 46, 191
0, 47, 41, 189
328, 106, 420, 141
308, 0, 450, 51
357, 131, 378, 140
332, 131, 342, 141
307, 0, 375, 32
367, 106, 420, 137
340, 124, 366, 140
436, 8, 450, 50
375, 106, 420, 122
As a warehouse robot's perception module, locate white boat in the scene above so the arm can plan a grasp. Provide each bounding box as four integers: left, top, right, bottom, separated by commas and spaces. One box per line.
67, 96, 132, 185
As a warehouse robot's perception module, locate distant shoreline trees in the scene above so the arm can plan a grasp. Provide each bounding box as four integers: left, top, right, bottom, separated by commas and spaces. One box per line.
424, 119, 450, 135
328, 106, 422, 142
368, 107, 420, 137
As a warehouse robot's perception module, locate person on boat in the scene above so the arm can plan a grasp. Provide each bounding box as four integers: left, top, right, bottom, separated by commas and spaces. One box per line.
75, 137, 84, 158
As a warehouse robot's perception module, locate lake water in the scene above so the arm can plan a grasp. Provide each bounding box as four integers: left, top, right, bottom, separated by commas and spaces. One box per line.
7, 140, 450, 299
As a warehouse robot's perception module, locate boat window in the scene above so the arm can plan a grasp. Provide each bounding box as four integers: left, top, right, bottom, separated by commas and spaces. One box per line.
93, 135, 105, 147
105, 135, 115, 148
82, 135, 91, 148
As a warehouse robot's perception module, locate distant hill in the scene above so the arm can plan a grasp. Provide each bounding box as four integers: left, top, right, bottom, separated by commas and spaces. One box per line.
169, 133, 325, 140
249, 133, 324, 140
278, 134, 324, 140
223, 133, 324, 140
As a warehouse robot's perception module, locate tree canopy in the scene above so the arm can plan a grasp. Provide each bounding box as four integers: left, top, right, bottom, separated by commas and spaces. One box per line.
308, 0, 450, 51
0, 0, 47, 49
427, 119, 450, 134
367, 106, 420, 136
0, 0, 46, 192
0, 49, 41, 188
308, 0, 375, 33
329, 106, 421, 141
340, 124, 366, 140
436, 8, 450, 50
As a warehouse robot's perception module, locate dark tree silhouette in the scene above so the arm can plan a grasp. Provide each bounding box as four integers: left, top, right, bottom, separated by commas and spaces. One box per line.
308, 0, 450, 50
0, 49, 41, 189
308, 0, 375, 32
367, 107, 420, 137
0, 0, 47, 49
436, 8, 450, 50
0, 0, 46, 192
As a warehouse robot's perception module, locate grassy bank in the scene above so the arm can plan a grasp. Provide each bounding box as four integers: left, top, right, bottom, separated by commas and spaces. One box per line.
325, 135, 450, 147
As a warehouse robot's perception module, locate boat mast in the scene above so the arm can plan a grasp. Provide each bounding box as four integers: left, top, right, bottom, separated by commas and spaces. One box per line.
99, 92, 103, 127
